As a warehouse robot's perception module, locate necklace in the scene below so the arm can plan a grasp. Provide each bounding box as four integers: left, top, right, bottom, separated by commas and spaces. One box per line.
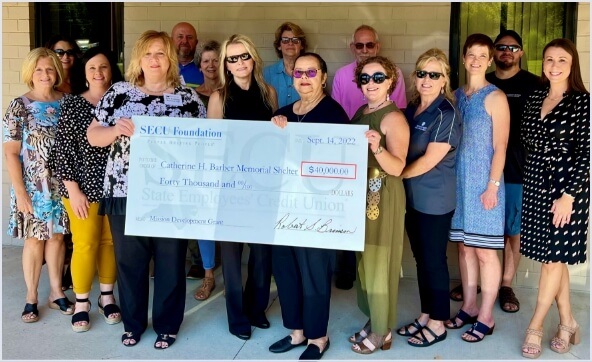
368, 99, 388, 110
297, 113, 308, 122
546, 92, 566, 101
142, 85, 170, 94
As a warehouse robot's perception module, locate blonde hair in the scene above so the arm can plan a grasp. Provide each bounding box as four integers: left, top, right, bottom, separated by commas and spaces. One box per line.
126, 30, 180, 87
409, 48, 455, 105
218, 34, 277, 115
21, 47, 64, 90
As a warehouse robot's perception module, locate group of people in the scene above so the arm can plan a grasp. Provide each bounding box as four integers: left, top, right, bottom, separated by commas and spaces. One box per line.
3, 19, 588, 361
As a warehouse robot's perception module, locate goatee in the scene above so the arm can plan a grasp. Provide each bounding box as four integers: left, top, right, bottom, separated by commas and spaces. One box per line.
494, 59, 514, 70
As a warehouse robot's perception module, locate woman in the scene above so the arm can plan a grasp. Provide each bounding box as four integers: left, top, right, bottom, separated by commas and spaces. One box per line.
445, 33, 509, 343
191, 39, 221, 301
45, 35, 81, 95
396, 49, 461, 347
52, 47, 124, 332
270, 52, 349, 360
3, 47, 73, 322
263, 22, 307, 108
87, 30, 206, 349
349, 55, 409, 354
520, 38, 589, 359
208, 33, 277, 341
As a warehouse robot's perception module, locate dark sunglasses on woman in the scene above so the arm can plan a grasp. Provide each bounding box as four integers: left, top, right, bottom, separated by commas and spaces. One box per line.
293, 69, 319, 78
281, 37, 302, 45
415, 70, 443, 80
226, 52, 252, 63
359, 72, 388, 85
53, 49, 76, 57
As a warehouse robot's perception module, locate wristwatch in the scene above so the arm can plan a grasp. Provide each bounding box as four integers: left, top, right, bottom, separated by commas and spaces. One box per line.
489, 179, 500, 187
373, 146, 383, 155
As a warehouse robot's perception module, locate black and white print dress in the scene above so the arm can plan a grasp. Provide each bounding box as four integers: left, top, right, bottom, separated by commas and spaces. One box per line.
520, 88, 590, 265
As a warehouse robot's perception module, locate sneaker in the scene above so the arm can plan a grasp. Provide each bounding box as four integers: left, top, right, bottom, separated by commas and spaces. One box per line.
186, 265, 205, 279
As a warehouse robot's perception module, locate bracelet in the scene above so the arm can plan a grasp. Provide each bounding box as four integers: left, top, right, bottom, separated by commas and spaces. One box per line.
489, 179, 500, 187
373, 146, 383, 155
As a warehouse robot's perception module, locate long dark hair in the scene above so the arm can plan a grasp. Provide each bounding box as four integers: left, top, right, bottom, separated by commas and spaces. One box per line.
72, 47, 123, 95
541, 38, 588, 94
45, 34, 82, 58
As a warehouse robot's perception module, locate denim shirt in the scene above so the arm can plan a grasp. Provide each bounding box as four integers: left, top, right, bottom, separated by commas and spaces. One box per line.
263, 60, 300, 108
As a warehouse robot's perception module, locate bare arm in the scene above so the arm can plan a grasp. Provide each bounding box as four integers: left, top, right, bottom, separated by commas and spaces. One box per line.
401, 142, 451, 179
207, 91, 223, 119
371, 111, 409, 176
87, 117, 134, 147
3, 141, 33, 214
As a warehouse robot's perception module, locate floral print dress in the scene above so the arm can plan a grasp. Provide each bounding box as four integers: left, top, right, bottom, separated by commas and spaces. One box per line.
3, 96, 69, 239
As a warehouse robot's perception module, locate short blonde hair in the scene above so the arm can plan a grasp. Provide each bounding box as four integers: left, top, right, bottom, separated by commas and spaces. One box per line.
126, 30, 180, 87
21, 47, 64, 90
409, 48, 455, 105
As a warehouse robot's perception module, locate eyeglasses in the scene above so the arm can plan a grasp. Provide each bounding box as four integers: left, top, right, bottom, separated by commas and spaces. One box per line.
293, 69, 319, 78
226, 52, 252, 63
415, 70, 444, 80
53, 49, 76, 57
354, 42, 376, 50
281, 37, 302, 45
494, 44, 521, 53
358, 72, 388, 85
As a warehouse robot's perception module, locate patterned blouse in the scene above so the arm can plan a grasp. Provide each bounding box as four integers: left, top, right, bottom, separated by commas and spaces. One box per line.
52, 95, 109, 203
95, 81, 206, 215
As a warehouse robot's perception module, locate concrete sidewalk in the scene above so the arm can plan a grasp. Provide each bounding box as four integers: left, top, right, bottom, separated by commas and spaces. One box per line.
2, 245, 589, 360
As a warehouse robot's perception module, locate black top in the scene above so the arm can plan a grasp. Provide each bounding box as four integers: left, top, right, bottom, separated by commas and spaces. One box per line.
404, 95, 462, 214
52, 95, 109, 203
486, 69, 540, 183
224, 77, 274, 121
274, 95, 349, 125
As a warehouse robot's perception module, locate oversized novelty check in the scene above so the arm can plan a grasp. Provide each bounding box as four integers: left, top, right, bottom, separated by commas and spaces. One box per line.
126, 116, 369, 251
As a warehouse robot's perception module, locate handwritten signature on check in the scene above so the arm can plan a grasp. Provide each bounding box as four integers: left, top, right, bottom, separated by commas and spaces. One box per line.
275, 213, 357, 234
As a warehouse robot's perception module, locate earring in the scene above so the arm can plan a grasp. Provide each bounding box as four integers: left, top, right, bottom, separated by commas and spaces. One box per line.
322, 83, 327, 89
441, 87, 444, 94
386, 94, 390, 102
85, 81, 89, 88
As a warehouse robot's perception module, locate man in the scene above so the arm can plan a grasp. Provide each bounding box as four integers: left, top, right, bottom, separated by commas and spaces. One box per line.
330, 25, 407, 290
332, 24, 407, 119
486, 30, 540, 313
171, 22, 203, 88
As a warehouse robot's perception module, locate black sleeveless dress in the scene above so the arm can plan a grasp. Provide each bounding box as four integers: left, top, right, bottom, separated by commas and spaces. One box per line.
224, 77, 273, 121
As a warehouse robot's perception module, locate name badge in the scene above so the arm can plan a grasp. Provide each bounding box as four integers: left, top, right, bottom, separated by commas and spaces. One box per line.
179, 75, 186, 86
164, 93, 183, 106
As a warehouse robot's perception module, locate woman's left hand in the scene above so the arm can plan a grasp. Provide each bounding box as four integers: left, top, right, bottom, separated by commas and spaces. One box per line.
551, 194, 574, 228
365, 130, 381, 154
480, 185, 498, 210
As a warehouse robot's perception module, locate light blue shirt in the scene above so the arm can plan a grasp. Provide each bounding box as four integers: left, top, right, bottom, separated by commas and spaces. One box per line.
263, 60, 300, 108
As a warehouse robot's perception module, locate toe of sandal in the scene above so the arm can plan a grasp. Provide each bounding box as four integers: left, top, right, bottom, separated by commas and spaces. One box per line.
21, 303, 39, 323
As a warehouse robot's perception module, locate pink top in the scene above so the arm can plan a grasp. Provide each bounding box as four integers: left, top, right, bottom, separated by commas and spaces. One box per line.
331, 61, 407, 119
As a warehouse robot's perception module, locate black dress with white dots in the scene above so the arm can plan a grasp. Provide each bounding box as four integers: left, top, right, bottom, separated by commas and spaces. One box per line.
520, 88, 590, 265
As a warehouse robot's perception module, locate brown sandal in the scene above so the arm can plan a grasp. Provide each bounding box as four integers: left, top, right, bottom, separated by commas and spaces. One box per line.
499, 286, 520, 313
351, 330, 392, 354
194, 277, 215, 301
550, 323, 580, 354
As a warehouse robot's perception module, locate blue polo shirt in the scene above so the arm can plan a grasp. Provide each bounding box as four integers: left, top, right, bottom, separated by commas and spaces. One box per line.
179, 62, 204, 88
263, 60, 300, 108
403, 95, 462, 215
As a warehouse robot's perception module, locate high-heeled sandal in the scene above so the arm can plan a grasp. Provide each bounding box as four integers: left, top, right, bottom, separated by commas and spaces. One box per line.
550, 323, 580, 354
71, 298, 91, 333
98, 291, 122, 325
522, 328, 543, 359
351, 329, 392, 354
348, 319, 371, 343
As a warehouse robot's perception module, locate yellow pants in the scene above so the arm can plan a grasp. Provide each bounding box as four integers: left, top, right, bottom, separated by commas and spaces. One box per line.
63, 198, 116, 294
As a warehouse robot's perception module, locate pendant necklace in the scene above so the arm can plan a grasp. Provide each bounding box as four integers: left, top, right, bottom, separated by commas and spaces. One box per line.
368, 99, 388, 110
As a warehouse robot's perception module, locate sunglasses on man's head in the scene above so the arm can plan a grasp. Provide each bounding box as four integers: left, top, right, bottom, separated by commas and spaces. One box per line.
354, 42, 376, 50
358, 72, 388, 85
226, 52, 252, 63
281, 37, 302, 45
53, 49, 76, 57
415, 70, 443, 80
293, 69, 319, 78
494, 44, 521, 53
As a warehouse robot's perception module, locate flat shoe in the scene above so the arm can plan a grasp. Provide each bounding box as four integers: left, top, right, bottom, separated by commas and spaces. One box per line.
194, 277, 215, 301
499, 286, 520, 313
269, 335, 308, 353
231, 330, 251, 340
21, 303, 39, 323
397, 318, 424, 336
48, 297, 74, 315
154, 334, 176, 349
407, 326, 447, 347
449, 284, 481, 302
300, 339, 330, 360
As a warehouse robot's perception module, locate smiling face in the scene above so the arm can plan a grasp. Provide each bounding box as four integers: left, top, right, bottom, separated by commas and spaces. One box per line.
360, 62, 392, 103
293, 55, 326, 99
278, 30, 303, 59
543, 46, 572, 84
350, 29, 380, 63
53, 40, 76, 72
140, 39, 170, 81
200, 50, 220, 81
493, 35, 523, 70
85, 54, 112, 91
225, 43, 253, 79
463, 44, 492, 75
415, 60, 447, 100
32, 56, 58, 90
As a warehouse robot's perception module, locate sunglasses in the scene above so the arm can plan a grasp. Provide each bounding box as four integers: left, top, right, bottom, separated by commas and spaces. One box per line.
415, 70, 444, 80
53, 49, 76, 57
281, 37, 302, 45
226, 52, 252, 63
358, 72, 388, 85
354, 42, 376, 50
293, 69, 319, 78
494, 44, 521, 53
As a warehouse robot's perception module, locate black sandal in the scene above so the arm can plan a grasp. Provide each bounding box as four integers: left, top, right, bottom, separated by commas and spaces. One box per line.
122, 332, 141, 347
21, 303, 39, 323
98, 291, 122, 324
48, 297, 74, 315
154, 334, 176, 349
407, 326, 447, 347
445, 309, 478, 329
397, 319, 425, 337
71, 298, 91, 333
499, 286, 520, 313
